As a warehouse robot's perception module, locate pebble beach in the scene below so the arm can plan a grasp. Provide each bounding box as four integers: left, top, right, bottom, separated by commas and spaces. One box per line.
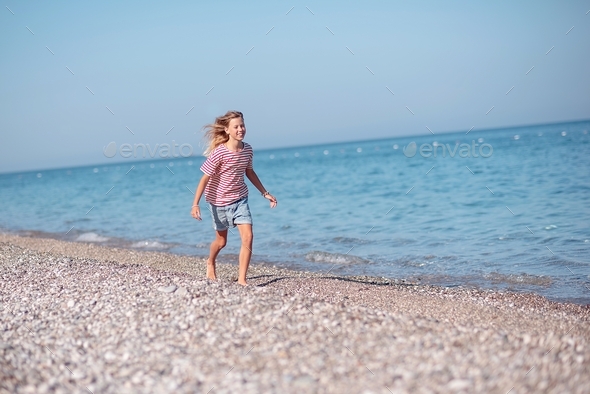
1, 233, 589, 393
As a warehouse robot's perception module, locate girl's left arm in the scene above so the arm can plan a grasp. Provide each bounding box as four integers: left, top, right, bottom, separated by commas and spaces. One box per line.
246, 168, 277, 208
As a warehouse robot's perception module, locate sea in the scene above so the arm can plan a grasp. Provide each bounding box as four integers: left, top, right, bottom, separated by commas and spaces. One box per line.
1, 120, 589, 304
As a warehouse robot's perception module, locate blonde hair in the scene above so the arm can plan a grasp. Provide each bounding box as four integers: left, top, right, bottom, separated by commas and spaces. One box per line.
202, 110, 244, 156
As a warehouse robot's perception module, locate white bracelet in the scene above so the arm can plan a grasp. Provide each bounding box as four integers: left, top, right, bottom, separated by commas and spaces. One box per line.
192, 205, 199, 207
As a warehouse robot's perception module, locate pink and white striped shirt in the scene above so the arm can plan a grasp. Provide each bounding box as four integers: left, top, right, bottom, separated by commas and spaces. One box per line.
200, 142, 253, 206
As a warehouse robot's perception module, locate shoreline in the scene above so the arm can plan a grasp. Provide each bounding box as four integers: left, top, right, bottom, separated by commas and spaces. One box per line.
3, 228, 585, 306
1, 232, 589, 393
1, 231, 589, 317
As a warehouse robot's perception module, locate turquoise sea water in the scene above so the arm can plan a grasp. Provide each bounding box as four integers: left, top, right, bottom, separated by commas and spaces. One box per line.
1, 120, 589, 303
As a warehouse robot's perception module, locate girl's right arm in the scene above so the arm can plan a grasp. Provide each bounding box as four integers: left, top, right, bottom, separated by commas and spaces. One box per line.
191, 174, 210, 220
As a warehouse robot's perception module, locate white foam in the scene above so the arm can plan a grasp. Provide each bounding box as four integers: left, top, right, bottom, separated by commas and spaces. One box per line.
131, 240, 167, 249
305, 251, 368, 265
485, 272, 552, 286
76, 232, 109, 242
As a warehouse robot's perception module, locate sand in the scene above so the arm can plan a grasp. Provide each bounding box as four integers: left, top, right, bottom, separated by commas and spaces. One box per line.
1, 232, 588, 393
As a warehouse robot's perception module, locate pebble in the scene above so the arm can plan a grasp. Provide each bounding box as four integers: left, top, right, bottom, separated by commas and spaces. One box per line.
1, 234, 589, 394
157, 285, 177, 293
447, 379, 471, 390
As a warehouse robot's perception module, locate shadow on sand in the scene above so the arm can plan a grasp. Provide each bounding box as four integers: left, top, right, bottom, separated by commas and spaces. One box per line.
252, 274, 418, 288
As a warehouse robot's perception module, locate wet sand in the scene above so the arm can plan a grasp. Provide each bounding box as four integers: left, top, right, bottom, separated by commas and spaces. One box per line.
1, 233, 589, 393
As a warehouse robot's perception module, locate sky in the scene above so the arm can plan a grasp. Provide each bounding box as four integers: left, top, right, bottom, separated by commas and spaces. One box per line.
1, 0, 589, 173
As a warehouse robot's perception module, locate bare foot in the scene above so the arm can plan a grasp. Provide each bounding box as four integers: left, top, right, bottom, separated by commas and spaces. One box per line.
206, 259, 217, 280
237, 280, 248, 286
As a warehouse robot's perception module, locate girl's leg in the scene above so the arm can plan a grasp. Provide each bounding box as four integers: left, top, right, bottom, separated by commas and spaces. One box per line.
207, 230, 228, 280
236, 224, 253, 285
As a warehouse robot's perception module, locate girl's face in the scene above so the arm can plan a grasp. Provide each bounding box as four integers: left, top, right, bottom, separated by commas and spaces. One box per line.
225, 117, 246, 141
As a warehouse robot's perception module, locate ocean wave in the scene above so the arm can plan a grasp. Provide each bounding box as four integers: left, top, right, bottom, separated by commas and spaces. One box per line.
484, 272, 552, 287
305, 251, 369, 265
130, 240, 167, 249
76, 232, 109, 242
332, 237, 373, 245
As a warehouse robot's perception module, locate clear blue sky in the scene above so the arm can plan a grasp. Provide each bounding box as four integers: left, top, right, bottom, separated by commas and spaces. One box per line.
1, 0, 589, 173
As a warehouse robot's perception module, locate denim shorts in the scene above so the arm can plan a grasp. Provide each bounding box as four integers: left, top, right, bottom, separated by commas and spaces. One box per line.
208, 197, 252, 231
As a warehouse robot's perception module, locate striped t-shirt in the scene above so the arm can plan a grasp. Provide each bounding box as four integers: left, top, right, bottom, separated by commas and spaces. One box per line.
200, 142, 253, 206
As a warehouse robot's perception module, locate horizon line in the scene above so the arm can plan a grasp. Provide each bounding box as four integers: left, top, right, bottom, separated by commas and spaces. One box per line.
2, 117, 589, 175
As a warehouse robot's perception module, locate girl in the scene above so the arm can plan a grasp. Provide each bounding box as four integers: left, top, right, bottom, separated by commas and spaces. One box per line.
191, 111, 277, 285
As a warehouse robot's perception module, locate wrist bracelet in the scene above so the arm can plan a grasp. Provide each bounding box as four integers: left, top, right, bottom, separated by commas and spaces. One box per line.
261, 191, 270, 197
192, 205, 199, 207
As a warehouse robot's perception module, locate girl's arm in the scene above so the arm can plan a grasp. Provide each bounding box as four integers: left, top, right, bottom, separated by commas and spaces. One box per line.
246, 168, 277, 208
191, 174, 210, 220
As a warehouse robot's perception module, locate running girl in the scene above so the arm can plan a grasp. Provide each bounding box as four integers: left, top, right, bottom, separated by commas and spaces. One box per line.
191, 111, 277, 285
